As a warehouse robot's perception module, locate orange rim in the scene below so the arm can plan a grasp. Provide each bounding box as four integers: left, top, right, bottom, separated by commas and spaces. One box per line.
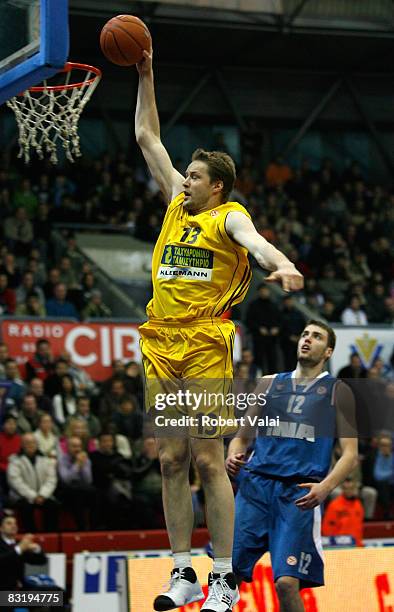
27, 62, 102, 92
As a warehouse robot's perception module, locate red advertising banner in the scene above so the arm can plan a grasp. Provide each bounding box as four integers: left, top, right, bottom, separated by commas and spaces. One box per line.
0, 319, 141, 381
0, 319, 242, 381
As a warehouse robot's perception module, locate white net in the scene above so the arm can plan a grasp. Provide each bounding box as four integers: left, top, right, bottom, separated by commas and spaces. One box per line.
7, 64, 101, 164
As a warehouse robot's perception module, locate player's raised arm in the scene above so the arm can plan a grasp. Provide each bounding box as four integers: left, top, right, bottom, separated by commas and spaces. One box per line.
225, 211, 304, 292
135, 50, 184, 203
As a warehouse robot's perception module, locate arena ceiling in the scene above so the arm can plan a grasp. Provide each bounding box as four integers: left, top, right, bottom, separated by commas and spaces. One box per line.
69, 0, 394, 75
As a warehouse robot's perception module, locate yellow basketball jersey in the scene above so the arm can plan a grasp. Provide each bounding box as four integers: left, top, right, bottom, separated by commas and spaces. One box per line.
146, 192, 252, 322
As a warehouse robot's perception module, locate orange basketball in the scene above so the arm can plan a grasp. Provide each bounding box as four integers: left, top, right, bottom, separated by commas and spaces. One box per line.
100, 15, 151, 66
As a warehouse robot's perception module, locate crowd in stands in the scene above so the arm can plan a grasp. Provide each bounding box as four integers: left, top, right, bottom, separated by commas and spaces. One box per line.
0, 145, 393, 538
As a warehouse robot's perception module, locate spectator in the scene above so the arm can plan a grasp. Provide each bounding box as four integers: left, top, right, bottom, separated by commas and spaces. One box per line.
4, 208, 33, 257
15, 291, 47, 317
74, 396, 101, 438
29, 377, 53, 416
0, 273, 16, 315
4, 359, 26, 408
82, 289, 112, 319
57, 436, 97, 530
44, 359, 69, 398
16, 394, 43, 434
245, 284, 281, 374
0, 253, 21, 289
238, 348, 258, 380
13, 178, 38, 217
0, 342, 9, 380
25, 339, 54, 383
90, 432, 133, 529
384, 297, 394, 325
52, 375, 78, 428
0, 416, 21, 495
265, 156, 292, 188
0, 513, 47, 591
33, 203, 52, 259
322, 479, 364, 546
99, 377, 129, 422
367, 284, 389, 323
123, 360, 144, 404
45, 283, 79, 319
280, 296, 306, 371
364, 435, 394, 520
100, 360, 126, 395
42, 268, 61, 300
60, 417, 97, 454
58, 256, 79, 289
319, 266, 348, 306
34, 414, 58, 459
7, 433, 58, 532
131, 437, 163, 528
26, 254, 47, 287
59, 351, 97, 397
15, 272, 45, 306
337, 354, 367, 379
320, 299, 339, 322
341, 296, 368, 326
80, 272, 97, 308
329, 444, 377, 520
104, 422, 132, 459
111, 397, 143, 441
63, 235, 84, 274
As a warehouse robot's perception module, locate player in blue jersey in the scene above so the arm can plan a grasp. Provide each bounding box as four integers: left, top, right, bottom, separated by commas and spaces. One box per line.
226, 320, 358, 612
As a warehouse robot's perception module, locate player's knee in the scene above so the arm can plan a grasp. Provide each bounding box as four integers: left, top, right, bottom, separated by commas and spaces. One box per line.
275, 576, 299, 600
159, 451, 189, 479
195, 454, 222, 482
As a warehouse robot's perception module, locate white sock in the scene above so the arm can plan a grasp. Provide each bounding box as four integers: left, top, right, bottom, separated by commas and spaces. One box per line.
213, 557, 233, 575
173, 552, 192, 570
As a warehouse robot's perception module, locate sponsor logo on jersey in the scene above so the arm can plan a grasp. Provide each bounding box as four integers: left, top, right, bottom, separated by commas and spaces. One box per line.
317, 386, 327, 395
287, 556, 297, 566
157, 266, 213, 280
266, 421, 315, 442
158, 245, 214, 281
210, 210, 219, 217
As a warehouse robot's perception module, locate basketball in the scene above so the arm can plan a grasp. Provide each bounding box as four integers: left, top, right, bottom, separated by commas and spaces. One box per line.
100, 15, 151, 66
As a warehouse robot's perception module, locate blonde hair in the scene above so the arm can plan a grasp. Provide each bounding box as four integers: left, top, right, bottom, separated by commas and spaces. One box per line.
191, 148, 236, 202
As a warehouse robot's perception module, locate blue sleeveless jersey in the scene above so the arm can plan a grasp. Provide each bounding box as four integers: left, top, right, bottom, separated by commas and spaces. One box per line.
247, 371, 337, 480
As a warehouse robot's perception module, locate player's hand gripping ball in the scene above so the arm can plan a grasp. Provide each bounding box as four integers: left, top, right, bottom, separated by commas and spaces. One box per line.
100, 15, 151, 66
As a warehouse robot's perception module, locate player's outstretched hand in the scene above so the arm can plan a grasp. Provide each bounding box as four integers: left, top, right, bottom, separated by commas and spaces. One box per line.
295, 482, 330, 510
225, 453, 246, 478
265, 265, 304, 293
136, 49, 153, 76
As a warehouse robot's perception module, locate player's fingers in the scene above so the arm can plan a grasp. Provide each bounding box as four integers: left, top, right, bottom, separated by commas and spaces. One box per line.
265, 273, 278, 283
295, 497, 310, 505
297, 483, 313, 489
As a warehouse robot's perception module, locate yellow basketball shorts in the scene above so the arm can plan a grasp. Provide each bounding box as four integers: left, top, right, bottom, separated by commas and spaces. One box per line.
139, 317, 237, 438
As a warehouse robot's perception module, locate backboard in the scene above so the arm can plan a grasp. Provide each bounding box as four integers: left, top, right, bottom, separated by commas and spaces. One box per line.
0, 0, 69, 106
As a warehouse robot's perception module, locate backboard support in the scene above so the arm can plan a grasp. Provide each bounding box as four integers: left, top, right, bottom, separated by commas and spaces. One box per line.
0, 0, 69, 106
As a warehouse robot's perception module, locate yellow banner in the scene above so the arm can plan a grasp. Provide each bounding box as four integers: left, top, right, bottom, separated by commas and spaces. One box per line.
127, 548, 394, 612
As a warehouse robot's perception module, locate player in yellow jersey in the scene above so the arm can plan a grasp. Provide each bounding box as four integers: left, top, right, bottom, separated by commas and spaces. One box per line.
135, 49, 304, 612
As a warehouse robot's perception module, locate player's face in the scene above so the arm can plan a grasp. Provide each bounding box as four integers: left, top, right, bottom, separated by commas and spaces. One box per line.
183, 161, 220, 211
297, 325, 332, 367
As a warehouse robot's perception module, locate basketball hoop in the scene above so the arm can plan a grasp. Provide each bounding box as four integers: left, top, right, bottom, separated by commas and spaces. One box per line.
7, 62, 102, 164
